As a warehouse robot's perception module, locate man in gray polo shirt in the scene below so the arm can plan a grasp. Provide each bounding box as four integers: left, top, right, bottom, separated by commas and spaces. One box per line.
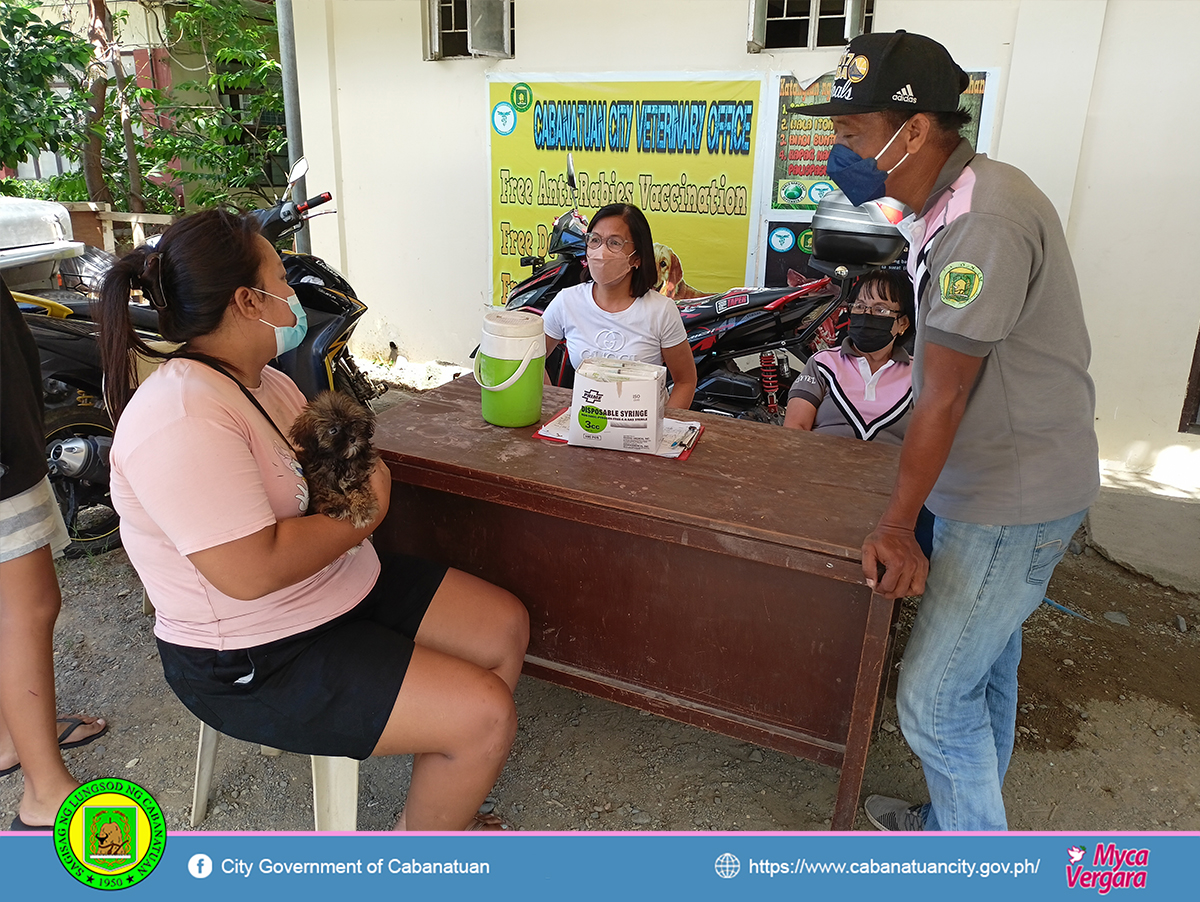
801, 30, 1099, 831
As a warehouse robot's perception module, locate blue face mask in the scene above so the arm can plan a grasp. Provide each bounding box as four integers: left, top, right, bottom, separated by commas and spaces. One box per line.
258, 289, 308, 356
825, 119, 911, 206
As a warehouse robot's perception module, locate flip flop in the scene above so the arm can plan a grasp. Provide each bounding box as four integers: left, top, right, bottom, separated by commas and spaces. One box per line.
9, 815, 52, 832
0, 717, 108, 777
468, 812, 513, 831
57, 716, 108, 750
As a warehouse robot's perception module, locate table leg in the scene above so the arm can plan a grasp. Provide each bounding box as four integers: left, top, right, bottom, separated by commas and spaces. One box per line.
832, 591, 899, 830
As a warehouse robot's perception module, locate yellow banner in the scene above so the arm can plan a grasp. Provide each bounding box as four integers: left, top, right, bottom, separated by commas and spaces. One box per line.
489, 78, 760, 305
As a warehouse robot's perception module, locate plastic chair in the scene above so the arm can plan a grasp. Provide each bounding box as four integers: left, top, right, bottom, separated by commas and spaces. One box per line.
190, 720, 359, 830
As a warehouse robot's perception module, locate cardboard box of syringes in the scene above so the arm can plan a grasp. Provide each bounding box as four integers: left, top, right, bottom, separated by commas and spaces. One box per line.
568, 357, 667, 454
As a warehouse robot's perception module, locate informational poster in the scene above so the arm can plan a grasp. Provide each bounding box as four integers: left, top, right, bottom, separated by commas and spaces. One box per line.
770, 72, 991, 212
488, 77, 761, 305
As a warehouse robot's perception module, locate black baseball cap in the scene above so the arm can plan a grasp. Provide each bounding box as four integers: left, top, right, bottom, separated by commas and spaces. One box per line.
798, 30, 969, 117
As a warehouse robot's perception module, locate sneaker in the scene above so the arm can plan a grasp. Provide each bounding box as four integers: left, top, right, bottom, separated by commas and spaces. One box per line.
864, 795, 926, 831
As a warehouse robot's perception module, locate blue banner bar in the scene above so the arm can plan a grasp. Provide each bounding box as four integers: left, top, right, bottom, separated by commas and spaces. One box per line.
3, 830, 1195, 900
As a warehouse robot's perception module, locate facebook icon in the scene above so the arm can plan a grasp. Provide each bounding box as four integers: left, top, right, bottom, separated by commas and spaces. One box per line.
188, 854, 213, 879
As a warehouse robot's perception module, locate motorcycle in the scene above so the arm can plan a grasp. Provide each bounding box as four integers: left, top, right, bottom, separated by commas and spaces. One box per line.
500, 156, 889, 422
16, 158, 384, 557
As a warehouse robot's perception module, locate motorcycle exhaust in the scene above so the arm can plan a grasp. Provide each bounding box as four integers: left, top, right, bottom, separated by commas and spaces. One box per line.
48, 435, 112, 483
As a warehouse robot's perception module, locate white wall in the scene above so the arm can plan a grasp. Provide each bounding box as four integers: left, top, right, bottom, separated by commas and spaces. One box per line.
1069, 0, 1200, 490
291, 0, 846, 364
293, 0, 1200, 495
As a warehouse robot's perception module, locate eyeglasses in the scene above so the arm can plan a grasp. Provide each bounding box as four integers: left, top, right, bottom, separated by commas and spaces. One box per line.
584, 233, 632, 253
850, 302, 902, 317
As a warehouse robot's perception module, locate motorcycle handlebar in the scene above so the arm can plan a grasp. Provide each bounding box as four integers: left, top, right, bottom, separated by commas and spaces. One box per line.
297, 192, 332, 214
252, 189, 332, 243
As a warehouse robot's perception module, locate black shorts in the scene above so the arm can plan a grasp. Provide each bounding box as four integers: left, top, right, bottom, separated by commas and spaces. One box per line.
157, 553, 449, 760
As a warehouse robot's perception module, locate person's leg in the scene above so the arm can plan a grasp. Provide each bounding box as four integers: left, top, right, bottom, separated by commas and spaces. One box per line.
383, 568, 527, 830
0, 546, 79, 825
411, 568, 529, 692
897, 511, 1084, 831
987, 627, 1023, 783
371, 645, 518, 831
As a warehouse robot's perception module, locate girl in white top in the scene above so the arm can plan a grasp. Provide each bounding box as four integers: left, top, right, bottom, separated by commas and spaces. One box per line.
542, 203, 697, 409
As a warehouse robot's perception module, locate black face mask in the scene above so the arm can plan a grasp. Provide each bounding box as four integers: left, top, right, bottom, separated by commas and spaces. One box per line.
848, 312, 898, 353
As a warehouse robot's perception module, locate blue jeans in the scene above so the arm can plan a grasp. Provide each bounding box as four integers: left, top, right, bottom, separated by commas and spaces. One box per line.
896, 510, 1086, 831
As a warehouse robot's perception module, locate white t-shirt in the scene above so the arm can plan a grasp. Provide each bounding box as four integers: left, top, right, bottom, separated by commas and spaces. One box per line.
541, 283, 688, 370
110, 358, 379, 650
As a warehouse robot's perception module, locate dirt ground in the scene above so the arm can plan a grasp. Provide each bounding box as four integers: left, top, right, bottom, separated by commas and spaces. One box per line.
3, 525, 1197, 834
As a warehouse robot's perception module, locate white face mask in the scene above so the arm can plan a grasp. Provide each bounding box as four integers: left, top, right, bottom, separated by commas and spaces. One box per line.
257, 289, 308, 356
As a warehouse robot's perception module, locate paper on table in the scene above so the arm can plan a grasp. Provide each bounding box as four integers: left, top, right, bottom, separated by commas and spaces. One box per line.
536, 408, 702, 459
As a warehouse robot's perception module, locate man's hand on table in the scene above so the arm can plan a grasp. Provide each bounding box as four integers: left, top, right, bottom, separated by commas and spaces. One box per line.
862, 523, 929, 599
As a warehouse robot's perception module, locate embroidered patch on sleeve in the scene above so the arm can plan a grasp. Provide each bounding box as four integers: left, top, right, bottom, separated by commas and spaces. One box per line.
939, 262, 984, 308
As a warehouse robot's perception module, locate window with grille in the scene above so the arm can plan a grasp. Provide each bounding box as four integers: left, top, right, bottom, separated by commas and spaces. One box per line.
424, 0, 515, 60
748, 0, 874, 52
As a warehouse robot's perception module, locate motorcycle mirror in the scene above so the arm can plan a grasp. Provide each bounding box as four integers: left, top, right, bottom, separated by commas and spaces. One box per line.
566, 153, 578, 209
286, 157, 309, 190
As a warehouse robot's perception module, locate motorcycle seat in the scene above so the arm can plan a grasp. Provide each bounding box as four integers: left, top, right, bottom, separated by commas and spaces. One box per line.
676, 282, 832, 328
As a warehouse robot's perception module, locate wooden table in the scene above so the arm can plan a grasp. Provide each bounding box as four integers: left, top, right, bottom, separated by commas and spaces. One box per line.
374, 377, 902, 829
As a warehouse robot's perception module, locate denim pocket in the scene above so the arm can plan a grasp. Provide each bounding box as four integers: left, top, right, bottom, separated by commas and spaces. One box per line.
1027, 535, 1066, 586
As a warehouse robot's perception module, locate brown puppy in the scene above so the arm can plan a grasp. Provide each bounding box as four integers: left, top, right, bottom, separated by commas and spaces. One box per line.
288, 391, 379, 528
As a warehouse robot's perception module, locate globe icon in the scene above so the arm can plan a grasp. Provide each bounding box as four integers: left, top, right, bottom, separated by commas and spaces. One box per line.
714, 852, 741, 879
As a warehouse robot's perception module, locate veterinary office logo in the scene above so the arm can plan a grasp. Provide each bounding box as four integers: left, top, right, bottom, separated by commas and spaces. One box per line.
939, 261, 984, 308
492, 101, 517, 136
1065, 843, 1149, 894
55, 778, 166, 889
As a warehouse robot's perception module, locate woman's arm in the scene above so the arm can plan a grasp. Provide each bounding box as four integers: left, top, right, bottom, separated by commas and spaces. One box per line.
662, 340, 697, 409
187, 458, 392, 600
543, 335, 561, 385
783, 398, 817, 430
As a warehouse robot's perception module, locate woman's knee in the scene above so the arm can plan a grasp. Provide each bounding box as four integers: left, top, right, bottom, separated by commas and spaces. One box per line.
0, 557, 62, 628
504, 592, 530, 660
462, 671, 518, 759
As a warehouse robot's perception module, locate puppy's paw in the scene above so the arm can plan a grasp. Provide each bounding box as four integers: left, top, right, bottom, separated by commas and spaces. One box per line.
346, 488, 379, 529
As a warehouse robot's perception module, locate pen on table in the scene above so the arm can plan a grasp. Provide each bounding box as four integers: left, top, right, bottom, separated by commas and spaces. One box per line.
672, 426, 698, 449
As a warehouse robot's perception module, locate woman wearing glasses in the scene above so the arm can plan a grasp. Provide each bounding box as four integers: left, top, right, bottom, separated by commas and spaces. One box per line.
541, 204, 697, 409
784, 268, 915, 443
785, 269, 932, 555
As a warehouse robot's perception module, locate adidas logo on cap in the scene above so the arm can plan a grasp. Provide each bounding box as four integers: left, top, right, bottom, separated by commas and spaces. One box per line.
892, 84, 917, 103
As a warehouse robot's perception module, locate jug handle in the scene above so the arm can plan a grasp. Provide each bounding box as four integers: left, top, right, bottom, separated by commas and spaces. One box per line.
473, 340, 540, 392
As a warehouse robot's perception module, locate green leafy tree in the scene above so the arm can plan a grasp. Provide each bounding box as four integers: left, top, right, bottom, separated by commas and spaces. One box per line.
2, 0, 285, 212
142, 0, 287, 207
0, 2, 92, 171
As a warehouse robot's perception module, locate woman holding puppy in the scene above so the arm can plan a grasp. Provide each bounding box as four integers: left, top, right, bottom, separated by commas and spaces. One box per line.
95, 209, 527, 831
542, 203, 697, 409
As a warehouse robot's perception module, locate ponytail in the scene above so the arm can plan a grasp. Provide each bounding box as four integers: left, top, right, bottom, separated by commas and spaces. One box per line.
92, 208, 265, 422
93, 246, 169, 421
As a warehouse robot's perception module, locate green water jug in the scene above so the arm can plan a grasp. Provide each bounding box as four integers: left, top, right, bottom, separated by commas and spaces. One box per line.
473, 310, 544, 427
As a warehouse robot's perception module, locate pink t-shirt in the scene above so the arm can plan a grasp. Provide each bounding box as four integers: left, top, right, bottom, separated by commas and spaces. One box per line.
110, 358, 380, 649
